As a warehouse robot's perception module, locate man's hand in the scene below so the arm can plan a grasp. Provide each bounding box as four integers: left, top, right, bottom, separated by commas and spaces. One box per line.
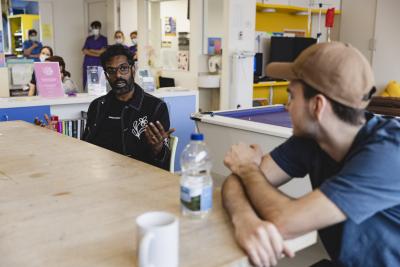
144, 121, 175, 156
31, 42, 39, 49
224, 143, 263, 175
233, 213, 294, 267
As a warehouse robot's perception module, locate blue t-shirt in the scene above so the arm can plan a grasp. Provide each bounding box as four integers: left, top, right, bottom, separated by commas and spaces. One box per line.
22, 40, 43, 62
270, 113, 400, 267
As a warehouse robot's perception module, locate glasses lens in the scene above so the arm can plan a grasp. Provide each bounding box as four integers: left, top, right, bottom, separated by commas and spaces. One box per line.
105, 63, 130, 76
119, 64, 130, 74
106, 67, 117, 75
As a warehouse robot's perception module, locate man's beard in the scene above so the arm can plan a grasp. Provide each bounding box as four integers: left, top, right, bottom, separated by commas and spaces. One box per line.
109, 74, 134, 96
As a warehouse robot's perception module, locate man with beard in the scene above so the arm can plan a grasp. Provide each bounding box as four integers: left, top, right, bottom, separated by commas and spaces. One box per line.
222, 42, 400, 267
82, 44, 174, 170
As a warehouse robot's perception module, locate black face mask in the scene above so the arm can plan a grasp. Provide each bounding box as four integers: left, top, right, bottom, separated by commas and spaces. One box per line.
109, 72, 135, 96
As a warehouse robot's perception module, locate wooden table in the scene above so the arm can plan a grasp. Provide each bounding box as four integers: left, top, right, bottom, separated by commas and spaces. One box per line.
0, 121, 316, 267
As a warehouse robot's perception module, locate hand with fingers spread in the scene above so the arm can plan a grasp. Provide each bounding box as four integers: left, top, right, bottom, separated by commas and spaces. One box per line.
144, 121, 176, 156
233, 213, 294, 267
33, 114, 57, 131
224, 143, 264, 176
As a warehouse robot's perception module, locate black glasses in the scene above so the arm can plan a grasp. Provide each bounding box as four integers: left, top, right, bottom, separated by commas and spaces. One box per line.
105, 63, 131, 76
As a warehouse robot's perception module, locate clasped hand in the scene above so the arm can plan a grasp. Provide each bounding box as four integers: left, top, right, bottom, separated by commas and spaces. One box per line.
234, 214, 294, 267
224, 143, 263, 175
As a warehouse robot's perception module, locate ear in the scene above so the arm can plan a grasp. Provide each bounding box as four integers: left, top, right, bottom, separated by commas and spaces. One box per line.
309, 94, 328, 122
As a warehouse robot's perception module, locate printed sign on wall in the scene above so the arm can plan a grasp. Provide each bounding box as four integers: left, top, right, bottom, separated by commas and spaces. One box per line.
164, 17, 177, 36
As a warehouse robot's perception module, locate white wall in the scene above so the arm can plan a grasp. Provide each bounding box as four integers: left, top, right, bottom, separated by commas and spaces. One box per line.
106, 0, 119, 42
120, 0, 138, 43
161, 0, 202, 89
372, 0, 400, 89
138, 0, 202, 90
38, 0, 121, 91
339, 0, 377, 63
340, 0, 400, 89
206, 0, 223, 39
39, 0, 86, 91
220, 0, 256, 109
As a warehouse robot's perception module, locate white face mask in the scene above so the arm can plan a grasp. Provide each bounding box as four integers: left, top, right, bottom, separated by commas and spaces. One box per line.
30, 35, 38, 42
92, 29, 100, 36
39, 54, 49, 62
115, 38, 124, 44
131, 38, 137, 46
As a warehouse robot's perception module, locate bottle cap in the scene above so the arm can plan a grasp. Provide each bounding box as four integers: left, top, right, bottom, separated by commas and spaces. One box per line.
191, 133, 204, 141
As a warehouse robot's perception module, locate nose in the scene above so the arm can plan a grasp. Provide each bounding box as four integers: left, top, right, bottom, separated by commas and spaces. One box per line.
116, 70, 123, 79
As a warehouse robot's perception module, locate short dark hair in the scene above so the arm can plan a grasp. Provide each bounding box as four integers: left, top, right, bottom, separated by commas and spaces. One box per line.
90, 21, 102, 29
100, 44, 134, 69
28, 29, 37, 36
301, 81, 365, 125
40, 46, 54, 57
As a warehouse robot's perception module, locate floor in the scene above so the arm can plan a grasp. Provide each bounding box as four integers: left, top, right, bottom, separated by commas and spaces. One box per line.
278, 238, 330, 267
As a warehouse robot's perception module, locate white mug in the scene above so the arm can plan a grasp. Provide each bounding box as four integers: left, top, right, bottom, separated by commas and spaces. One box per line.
136, 211, 179, 267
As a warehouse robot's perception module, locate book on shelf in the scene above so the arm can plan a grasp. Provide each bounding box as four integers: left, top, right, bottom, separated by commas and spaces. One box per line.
56, 119, 87, 140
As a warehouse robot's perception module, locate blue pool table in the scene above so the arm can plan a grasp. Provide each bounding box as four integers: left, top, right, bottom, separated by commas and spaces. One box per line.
215, 105, 292, 128
191, 105, 312, 198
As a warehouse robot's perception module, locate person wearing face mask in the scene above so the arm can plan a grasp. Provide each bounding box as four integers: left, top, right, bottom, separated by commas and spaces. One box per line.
23, 29, 43, 62
28, 46, 54, 96
82, 21, 108, 90
129, 31, 138, 62
114, 30, 127, 46
82, 45, 174, 170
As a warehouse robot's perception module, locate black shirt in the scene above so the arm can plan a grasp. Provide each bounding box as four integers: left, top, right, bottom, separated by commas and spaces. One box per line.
82, 84, 171, 170
92, 96, 126, 154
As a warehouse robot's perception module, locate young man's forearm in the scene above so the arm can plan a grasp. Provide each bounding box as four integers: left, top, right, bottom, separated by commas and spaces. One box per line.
222, 174, 259, 225
236, 163, 347, 239
83, 49, 100, 57
237, 163, 296, 237
24, 46, 34, 57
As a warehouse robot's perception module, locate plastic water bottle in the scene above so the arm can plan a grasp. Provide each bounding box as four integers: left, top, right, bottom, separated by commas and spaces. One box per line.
180, 133, 213, 219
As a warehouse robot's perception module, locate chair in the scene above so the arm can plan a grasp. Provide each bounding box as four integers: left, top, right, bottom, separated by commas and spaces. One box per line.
169, 135, 179, 173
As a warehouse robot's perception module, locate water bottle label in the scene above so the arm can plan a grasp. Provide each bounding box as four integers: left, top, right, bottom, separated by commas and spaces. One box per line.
180, 185, 212, 212
200, 186, 212, 211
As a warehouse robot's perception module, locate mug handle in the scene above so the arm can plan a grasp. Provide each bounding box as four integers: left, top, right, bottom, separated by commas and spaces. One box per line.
139, 232, 154, 267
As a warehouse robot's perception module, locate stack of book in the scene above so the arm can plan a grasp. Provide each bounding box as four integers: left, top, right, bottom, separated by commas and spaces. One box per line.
56, 119, 87, 140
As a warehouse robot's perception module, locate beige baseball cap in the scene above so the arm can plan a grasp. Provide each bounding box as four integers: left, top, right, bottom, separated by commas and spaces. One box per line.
266, 42, 375, 109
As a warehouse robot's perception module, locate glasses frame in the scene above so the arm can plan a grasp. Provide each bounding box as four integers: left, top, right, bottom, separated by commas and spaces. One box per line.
104, 62, 132, 78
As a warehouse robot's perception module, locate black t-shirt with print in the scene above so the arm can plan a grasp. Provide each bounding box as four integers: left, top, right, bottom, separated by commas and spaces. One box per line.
92, 96, 126, 154
83, 84, 171, 170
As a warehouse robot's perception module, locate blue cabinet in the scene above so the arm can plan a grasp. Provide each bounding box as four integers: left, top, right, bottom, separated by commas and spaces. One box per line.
0, 106, 51, 123
162, 95, 197, 171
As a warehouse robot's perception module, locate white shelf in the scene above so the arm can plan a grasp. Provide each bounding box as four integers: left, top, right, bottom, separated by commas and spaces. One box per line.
13, 32, 23, 36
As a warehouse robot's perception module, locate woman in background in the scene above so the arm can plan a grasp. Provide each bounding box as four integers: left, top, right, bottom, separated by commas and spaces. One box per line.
114, 30, 126, 46
28, 46, 53, 96
129, 31, 138, 62
29, 55, 79, 96
47, 56, 79, 95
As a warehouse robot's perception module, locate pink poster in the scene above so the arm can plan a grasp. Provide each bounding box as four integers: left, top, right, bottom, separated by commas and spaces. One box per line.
34, 62, 64, 98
